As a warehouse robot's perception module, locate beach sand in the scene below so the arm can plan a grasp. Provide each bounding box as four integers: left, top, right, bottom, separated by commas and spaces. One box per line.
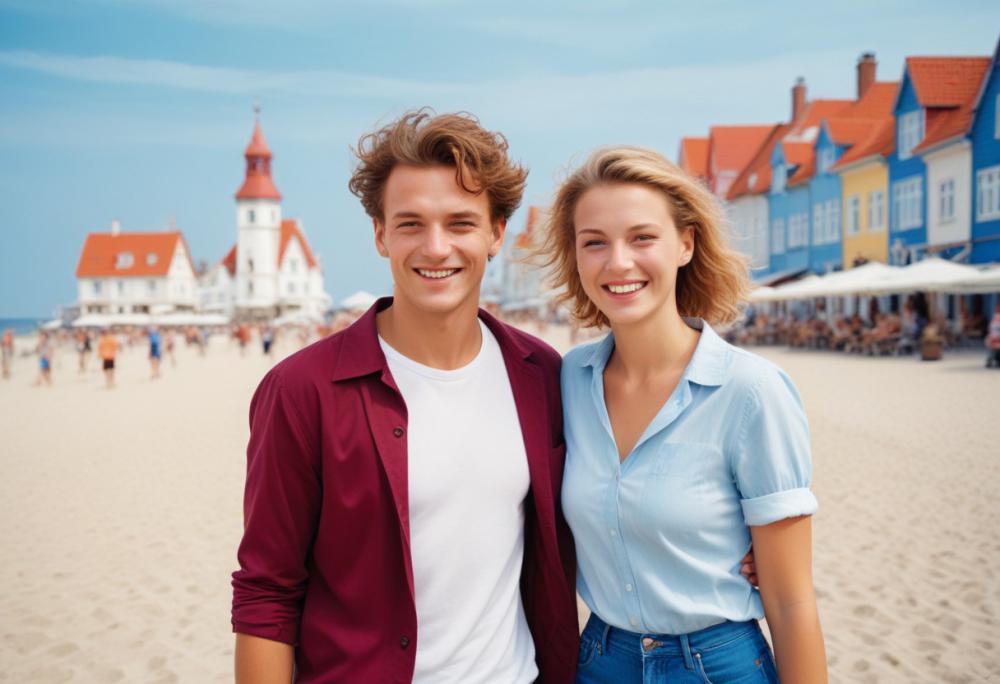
1, 325, 998, 682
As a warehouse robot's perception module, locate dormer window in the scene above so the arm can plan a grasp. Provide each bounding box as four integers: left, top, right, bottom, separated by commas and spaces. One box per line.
819, 148, 835, 174
146, 253, 158, 266
115, 252, 134, 269
748, 172, 758, 188
248, 209, 256, 224
773, 164, 787, 192
898, 110, 923, 160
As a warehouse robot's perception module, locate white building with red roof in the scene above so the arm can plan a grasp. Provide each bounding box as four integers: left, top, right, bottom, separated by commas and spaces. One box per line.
75, 222, 199, 317
200, 114, 329, 319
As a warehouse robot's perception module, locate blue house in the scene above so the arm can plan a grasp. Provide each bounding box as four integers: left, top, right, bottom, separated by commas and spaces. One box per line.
970, 40, 1000, 264
889, 56, 997, 265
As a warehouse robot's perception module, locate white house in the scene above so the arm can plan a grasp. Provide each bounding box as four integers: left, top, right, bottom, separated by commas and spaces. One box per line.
500, 206, 549, 315
75, 222, 198, 316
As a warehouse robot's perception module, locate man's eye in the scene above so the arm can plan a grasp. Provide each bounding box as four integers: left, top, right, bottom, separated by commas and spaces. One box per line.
397, 221, 419, 228
453, 221, 476, 227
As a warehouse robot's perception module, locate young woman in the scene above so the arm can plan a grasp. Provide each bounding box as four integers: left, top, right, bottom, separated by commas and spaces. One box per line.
539, 146, 827, 682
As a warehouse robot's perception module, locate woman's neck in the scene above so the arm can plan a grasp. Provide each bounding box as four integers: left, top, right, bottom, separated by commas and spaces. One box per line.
607, 304, 700, 380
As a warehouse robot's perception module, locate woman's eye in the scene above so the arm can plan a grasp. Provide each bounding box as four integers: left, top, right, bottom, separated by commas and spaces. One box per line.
635, 234, 655, 242
582, 240, 604, 247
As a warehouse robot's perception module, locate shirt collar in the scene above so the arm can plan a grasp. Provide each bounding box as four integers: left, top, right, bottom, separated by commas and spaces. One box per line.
582, 317, 730, 387
331, 296, 537, 382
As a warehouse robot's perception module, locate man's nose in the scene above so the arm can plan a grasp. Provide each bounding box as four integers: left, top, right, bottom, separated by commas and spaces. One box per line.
421, 225, 451, 259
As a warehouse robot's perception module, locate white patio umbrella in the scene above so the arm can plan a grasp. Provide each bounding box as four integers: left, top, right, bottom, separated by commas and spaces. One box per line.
339, 290, 378, 311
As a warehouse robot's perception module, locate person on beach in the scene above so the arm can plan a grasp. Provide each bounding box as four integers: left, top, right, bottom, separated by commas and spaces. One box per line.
986, 303, 1000, 368
260, 325, 274, 356
148, 327, 162, 379
35, 332, 53, 386
231, 111, 581, 683
75, 329, 92, 374
98, 328, 119, 389
1, 328, 13, 379
164, 329, 176, 367
539, 147, 826, 682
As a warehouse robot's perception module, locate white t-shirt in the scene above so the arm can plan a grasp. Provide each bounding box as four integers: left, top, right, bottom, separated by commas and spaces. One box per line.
379, 320, 537, 684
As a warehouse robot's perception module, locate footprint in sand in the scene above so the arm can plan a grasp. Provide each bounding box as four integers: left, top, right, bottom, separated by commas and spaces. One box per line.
46, 642, 80, 657
852, 604, 876, 618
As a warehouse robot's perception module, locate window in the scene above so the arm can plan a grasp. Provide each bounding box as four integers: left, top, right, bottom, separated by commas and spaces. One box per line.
898, 110, 923, 160
146, 253, 158, 266
892, 177, 923, 230
773, 164, 786, 193
827, 200, 840, 243
148, 280, 157, 293
288, 282, 296, 295
818, 147, 835, 174
115, 252, 134, 269
771, 218, 785, 254
117, 280, 125, 294
247, 257, 254, 273
290, 259, 298, 274
271, 209, 278, 222
93, 281, 102, 296
976, 165, 1000, 220
247, 281, 254, 296
847, 195, 860, 236
248, 209, 256, 224
939, 179, 955, 222
996, 94, 1000, 139
812, 204, 823, 243
868, 190, 885, 231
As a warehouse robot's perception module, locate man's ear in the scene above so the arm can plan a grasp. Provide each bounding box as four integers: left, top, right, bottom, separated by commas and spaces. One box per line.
490, 218, 507, 258
373, 217, 389, 258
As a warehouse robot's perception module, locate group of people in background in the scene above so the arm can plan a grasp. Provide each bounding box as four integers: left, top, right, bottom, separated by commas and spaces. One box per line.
735, 296, 1000, 367
0, 314, 370, 389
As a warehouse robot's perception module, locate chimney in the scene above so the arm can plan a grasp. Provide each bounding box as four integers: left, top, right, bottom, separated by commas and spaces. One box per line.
111, 219, 121, 236
792, 77, 807, 121
857, 52, 877, 99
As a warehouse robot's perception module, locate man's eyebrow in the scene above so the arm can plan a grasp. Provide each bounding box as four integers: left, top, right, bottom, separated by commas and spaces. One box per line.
448, 211, 483, 219
391, 211, 422, 220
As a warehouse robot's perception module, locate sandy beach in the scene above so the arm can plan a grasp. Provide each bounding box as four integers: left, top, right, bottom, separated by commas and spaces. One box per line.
1, 324, 998, 683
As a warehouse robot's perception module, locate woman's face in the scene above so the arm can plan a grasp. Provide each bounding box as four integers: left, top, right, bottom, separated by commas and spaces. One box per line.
573, 182, 693, 328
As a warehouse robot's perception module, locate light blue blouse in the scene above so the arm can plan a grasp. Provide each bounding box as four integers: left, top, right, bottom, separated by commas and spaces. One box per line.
561, 319, 817, 635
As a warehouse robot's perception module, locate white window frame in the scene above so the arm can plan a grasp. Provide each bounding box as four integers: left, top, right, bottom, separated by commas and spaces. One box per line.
939, 179, 955, 223
898, 110, 923, 160
847, 195, 860, 236
869, 190, 885, 232
812, 204, 823, 244
93, 280, 102, 296
828, 200, 840, 243
115, 252, 134, 269
773, 164, 786, 193
772, 218, 785, 254
977, 165, 1000, 221
248, 209, 256, 224
893, 177, 923, 230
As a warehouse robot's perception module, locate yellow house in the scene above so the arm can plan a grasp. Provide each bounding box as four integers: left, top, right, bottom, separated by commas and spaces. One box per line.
833, 120, 893, 267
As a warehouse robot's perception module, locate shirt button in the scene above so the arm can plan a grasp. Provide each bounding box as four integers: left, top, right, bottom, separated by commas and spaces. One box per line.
399, 636, 410, 649
629, 616, 638, 627
393, 427, 404, 438
625, 583, 633, 592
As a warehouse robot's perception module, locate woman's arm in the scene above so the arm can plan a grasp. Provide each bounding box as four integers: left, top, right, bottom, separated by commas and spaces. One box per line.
751, 515, 827, 683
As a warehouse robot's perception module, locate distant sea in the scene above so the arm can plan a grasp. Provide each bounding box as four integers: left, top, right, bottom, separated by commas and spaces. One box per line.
0, 318, 48, 335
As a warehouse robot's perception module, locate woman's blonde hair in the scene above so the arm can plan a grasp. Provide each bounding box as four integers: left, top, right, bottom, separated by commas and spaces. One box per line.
537, 146, 750, 328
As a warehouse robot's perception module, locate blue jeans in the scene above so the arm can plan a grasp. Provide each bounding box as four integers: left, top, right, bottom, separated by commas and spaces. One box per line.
576, 613, 779, 683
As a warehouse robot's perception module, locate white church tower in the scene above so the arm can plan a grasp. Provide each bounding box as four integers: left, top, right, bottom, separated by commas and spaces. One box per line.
234, 107, 283, 319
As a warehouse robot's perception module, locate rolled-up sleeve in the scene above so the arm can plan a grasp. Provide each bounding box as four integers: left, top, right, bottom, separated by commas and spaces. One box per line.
231, 370, 320, 645
732, 366, 818, 527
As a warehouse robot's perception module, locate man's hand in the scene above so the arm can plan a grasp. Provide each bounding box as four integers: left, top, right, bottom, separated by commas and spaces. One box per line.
740, 549, 758, 587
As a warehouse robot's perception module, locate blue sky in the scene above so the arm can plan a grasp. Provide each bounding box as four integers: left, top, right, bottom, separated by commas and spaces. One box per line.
1, 1, 998, 317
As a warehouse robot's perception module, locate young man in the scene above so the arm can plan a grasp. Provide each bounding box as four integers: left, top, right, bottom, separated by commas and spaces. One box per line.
232, 111, 579, 683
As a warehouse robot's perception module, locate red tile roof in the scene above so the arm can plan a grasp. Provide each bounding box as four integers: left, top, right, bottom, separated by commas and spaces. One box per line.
236, 121, 282, 201
727, 124, 790, 200
76, 231, 192, 278
222, 244, 237, 276
279, 219, 318, 268
514, 206, 543, 250
838, 82, 898, 120
708, 125, 774, 176
783, 99, 854, 142
912, 58, 990, 153
219, 219, 319, 276
678, 137, 709, 180
906, 56, 992, 107
832, 118, 895, 170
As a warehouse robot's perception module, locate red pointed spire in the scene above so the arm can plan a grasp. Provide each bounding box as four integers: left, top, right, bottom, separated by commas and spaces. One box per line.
236, 106, 281, 201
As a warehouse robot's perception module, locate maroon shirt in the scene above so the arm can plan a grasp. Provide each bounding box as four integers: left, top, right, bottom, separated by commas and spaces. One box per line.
232, 299, 579, 683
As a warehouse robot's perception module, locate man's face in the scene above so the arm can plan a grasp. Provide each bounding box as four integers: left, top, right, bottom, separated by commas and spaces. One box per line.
375, 164, 504, 317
